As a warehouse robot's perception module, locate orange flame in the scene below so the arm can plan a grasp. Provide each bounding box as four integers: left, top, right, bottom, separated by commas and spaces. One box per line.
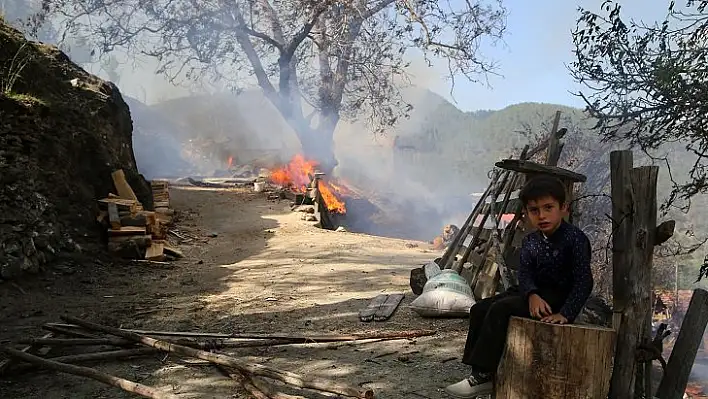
268, 155, 347, 214
227, 156, 233, 168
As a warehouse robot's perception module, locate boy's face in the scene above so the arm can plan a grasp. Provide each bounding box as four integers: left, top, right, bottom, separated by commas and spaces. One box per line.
524, 196, 567, 235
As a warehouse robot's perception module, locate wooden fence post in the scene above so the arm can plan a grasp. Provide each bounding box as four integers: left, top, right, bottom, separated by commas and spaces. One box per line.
608, 151, 659, 399
656, 288, 708, 399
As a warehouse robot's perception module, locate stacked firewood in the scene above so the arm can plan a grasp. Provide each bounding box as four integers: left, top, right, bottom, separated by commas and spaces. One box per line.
96, 170, 182, 261
0, 316, 436, 398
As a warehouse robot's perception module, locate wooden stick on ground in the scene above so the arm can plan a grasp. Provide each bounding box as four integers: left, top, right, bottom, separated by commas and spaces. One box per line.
62, 316, 374, 399
0, 332, 53, 374
16, 338, 134, 347
43, 324, 102, 338
9, 348, 160, 374
45, 323, 434, 342
0, 347, 176, 399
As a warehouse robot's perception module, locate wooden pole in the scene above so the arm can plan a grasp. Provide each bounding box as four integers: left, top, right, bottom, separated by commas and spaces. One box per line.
607, 151, 659, 399
0, 347, 175, 399
545, 110, 562, 166
656, 288, 708, 399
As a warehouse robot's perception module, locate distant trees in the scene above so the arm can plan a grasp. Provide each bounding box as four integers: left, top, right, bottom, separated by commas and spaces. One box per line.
571, 0, 708, 211
36, 0, 508, 174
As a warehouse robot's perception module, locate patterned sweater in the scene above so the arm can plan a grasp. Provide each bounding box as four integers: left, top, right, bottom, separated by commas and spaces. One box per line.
518, 220, 594, 321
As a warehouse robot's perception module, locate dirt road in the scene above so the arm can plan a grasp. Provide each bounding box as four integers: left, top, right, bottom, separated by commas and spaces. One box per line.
0, 186, 472, 398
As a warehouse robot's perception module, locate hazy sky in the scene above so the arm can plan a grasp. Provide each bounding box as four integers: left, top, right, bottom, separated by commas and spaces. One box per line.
100, 0, 674, 111
424, 0, 672, 111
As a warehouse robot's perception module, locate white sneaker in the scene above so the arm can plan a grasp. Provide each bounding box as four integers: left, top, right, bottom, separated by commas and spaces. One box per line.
444, 372, 494, 398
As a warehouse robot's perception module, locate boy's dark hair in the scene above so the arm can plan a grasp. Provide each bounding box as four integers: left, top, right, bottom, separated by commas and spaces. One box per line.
519, 175, 566, 206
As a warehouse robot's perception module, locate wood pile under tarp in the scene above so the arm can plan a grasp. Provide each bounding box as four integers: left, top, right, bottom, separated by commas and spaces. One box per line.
96, 171, 182, 262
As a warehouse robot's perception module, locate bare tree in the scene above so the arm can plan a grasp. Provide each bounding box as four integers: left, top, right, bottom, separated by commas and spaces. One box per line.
36, 0, 507, 173
570, 0, 708, 212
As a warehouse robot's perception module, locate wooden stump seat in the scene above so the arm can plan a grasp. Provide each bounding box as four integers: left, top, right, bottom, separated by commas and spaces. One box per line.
495, 317, 616, 399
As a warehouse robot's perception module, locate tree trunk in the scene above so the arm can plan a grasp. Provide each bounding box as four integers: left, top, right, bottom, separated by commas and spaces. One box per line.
495, 317, 616, 399
290, 108, 339, 176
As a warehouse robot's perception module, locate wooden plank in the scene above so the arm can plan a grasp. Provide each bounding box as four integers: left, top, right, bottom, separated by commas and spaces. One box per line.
111, 169, 139, 202
608, 151, 659, 399
494, 159, 587, 182
656, 288, 708, 398
163, 245, 184, 259
108, 226, 147, 236
145, 242, 165, 261
454, 170, 512, 273
373, 293, 404, 321
107, 203, 121, 230
97, 197, 138, 211
439, 170, 503, 270
495, 317, 615, 398
359, 294, 388, 322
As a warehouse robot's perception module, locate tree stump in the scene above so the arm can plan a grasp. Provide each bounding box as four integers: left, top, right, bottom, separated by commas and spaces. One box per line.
495, 317, 616, 399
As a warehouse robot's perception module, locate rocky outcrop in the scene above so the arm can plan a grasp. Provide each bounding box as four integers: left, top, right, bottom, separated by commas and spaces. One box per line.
0, 21, 151, 279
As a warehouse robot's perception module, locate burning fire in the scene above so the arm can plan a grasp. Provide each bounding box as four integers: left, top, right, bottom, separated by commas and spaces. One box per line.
268, 155, 347, 214
227, 156, 234, 168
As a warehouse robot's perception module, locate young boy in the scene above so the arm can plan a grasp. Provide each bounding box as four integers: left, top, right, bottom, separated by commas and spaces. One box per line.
445, 175, 593, 398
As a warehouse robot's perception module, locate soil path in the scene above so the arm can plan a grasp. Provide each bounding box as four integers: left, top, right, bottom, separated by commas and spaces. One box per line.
0, 186, 471, 398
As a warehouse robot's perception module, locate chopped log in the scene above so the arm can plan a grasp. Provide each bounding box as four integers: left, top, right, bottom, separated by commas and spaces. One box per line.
495, 317, 616, 399
111, 169, 140, 203
107, 203, 121, 229
154, 201, 170, 208
608, 151, 659, 399
656, 288, 708, 399
108, 226, 147, 236
61, 316, 375, 399
145, 243, 165, 261
494, 159, 587, 182
0, 347, 176, 399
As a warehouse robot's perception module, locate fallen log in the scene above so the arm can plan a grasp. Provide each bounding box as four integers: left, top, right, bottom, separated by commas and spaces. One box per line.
0, 346, 176, 399
62, 316, 375, 399
221, 366, 308, 399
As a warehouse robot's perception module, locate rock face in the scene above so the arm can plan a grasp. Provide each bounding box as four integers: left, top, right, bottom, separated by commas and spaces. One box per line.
0, 21, 152, 279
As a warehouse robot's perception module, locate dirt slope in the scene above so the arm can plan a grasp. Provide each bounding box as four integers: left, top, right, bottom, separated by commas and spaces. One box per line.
0, 20, 151, 279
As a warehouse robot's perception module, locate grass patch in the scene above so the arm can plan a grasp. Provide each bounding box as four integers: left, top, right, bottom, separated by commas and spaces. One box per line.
5, 91, 47, 106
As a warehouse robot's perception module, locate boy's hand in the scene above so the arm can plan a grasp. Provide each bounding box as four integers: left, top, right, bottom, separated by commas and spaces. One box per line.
528, 294, 552, 319
541, 313, 568, 324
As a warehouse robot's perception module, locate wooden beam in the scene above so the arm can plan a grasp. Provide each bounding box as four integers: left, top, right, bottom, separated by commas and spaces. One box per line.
607, 151, 659, 399
656, 288, 708, 399
545, 110, 562, 166
111, 169, 139, 203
